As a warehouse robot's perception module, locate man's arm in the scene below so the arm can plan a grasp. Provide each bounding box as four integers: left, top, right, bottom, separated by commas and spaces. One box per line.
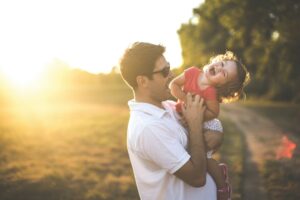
174, 93, 207, 187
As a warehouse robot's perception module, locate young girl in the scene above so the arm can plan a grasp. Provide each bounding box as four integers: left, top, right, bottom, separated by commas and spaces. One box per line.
169, 51, 250, 200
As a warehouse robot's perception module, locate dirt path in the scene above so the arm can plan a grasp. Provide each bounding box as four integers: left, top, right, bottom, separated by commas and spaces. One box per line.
220, 103, 285, 200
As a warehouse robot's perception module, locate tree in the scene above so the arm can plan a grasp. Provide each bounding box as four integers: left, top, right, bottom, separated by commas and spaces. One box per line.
178, 0, 300, 102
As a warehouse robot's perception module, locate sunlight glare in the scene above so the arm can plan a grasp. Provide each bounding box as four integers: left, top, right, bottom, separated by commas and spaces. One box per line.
0, 60, 46, 89
0, 0, 202, 76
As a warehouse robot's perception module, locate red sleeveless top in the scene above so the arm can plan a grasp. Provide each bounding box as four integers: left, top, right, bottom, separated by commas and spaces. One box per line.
176, 66, 217, 113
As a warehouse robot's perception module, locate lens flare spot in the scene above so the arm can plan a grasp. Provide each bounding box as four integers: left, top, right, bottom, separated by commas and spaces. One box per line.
276, 135, 296, 159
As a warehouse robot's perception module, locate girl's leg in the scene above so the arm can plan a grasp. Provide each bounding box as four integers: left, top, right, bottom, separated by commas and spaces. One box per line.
207, 158, 226, 188
207, 158, 231, 200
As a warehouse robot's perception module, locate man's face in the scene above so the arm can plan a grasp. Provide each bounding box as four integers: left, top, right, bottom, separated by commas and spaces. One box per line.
148, 55, 173, 102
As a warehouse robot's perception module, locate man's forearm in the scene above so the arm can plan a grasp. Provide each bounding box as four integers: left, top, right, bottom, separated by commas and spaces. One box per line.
174, 94, 207, 187
188, 123, 207, 184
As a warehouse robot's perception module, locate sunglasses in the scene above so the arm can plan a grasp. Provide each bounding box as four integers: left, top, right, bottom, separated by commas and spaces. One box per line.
152, 66, 171, 78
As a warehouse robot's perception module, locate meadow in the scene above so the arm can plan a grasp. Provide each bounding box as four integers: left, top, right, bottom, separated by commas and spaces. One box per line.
0, 82, 299, 200
243, 102, 300, 200
0, 84, 139, 200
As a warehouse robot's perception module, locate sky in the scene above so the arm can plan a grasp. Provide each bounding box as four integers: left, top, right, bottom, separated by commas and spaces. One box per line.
0, 0, 203, 77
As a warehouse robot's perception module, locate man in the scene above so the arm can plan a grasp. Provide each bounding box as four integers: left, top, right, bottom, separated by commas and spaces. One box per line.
119, 42, 223, 200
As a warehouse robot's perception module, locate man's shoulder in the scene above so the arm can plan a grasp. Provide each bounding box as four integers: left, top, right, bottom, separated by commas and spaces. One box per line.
128, 100, 179, 134
128, 111, 165, 134
162, 100, 176, 109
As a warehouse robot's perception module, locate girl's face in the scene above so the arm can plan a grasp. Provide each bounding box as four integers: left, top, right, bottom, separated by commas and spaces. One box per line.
203, 60, 238, 86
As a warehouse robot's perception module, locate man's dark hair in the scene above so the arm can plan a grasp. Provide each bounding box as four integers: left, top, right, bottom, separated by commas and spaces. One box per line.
119, 42, 165, 89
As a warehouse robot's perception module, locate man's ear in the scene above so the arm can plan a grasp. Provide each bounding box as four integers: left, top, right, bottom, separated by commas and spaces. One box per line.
136, 75, 149, 88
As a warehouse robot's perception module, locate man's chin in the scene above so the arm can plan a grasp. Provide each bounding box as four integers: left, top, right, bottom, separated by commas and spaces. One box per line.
165, 89, 174, 100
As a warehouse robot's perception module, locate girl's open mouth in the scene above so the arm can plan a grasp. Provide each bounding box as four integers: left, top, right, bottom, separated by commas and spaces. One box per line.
209, 67, 216, 75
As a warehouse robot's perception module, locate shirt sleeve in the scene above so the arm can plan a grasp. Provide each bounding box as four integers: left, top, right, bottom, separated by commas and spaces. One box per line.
137, 123, 190, 174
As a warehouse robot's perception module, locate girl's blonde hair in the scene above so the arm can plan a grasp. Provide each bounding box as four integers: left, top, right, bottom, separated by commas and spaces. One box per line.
210, 51, 250, 103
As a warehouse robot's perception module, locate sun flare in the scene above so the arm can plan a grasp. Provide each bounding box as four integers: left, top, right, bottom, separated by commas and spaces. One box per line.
0, 64, 46, 89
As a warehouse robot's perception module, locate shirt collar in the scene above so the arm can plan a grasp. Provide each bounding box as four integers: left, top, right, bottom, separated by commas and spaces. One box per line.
128, 99, 168, 119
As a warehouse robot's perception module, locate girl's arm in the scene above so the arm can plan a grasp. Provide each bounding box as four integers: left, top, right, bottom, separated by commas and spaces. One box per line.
204, 100, 219, 121
169, 73, 186, 101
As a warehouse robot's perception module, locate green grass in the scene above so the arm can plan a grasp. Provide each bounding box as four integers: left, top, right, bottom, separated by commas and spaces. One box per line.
217, 101, 300, 200
1, 83, 299, 200
241, 101, 300, 200
217, 118, 245, 200
263, 159, 300, 200
242, 101, 300, 136
1, 84, 245, 200
0, 91, 139, 200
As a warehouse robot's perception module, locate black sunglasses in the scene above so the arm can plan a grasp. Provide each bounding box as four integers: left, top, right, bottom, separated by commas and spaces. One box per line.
152, 66, 171, 78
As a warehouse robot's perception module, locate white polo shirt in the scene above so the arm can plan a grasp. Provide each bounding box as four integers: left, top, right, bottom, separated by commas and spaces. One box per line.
127, 100, 216, 200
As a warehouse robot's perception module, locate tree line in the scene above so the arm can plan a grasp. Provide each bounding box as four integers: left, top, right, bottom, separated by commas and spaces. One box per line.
178, 0, 300, 102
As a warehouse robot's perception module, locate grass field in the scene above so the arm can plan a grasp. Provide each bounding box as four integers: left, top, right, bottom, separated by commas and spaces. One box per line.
242, 102, 300, 200
0, 84, 244, 200
0, 85, 299, 200
216, 118, 244, 200
0, 86, 139, 200
243, 101, 300, 137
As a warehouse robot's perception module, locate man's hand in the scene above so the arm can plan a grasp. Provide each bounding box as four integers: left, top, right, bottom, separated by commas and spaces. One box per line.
181, 93, 206, 131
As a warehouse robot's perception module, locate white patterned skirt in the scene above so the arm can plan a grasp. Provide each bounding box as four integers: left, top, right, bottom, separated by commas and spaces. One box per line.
204, 119, 223, 158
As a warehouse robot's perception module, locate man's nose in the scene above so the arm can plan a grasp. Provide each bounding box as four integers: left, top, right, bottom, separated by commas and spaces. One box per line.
168, 70, 175, 79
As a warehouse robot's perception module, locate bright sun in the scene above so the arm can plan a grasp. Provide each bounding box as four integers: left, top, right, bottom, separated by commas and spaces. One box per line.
0, 62, 46, 89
